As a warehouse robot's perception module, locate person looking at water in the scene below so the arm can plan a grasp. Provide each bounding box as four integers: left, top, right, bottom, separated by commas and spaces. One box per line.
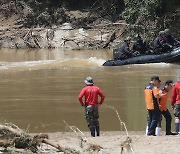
78, 77, 105, 137
164, 29, 180, 47
158, 80, 177, 135
171, 77, 180, 134
144, 76, 165, 136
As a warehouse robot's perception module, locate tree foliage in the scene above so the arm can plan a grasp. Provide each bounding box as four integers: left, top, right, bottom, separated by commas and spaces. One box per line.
121, 0, 180, 38
1, 0, 180, 38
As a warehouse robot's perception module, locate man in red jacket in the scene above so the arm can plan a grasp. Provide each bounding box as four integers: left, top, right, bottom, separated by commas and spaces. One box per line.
171, 77, 180, 133
78, 77, 105, 137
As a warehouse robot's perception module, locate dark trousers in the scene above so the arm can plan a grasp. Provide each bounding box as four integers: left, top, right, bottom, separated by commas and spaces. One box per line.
85, 105, 100, 136
161, 109, 172, 134
148, 109, 160, 135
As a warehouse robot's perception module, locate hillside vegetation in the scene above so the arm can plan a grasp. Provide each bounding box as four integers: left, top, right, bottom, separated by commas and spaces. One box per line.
0, 0, 179, 48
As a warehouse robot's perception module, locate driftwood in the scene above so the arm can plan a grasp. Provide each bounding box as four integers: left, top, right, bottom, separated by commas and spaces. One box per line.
22, 29, 42, 48
63, 120, 106, 153
43, 139, 81, 154
0, 123, 80, 153
103, 30, 116, 48
120, 137, 134, 154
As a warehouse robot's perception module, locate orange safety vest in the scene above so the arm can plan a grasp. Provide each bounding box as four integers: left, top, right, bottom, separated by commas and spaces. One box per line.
159, 88, 168, 111
144, 83, 159, 110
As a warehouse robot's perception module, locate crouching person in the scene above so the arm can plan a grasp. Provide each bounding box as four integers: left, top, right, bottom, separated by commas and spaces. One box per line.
78, 77, 105, 137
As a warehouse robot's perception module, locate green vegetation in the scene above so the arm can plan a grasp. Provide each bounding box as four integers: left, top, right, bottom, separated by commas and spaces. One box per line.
122, 0, 180, 38
1, 0, 180, 38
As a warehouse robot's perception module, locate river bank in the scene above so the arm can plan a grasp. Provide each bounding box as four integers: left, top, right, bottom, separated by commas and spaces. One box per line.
0, 0, 124, 50
45, 131, 180, 154
1, 130, 179, 154
19, 131, 180, 154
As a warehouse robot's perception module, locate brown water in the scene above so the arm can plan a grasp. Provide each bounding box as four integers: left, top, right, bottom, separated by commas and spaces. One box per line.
0, 48, 179, 133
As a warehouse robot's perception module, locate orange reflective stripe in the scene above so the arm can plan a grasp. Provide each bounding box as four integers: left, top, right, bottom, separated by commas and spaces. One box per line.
144, 89, 154, 109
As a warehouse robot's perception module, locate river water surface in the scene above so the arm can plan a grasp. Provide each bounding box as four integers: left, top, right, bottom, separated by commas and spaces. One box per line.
0, 48, 179, 133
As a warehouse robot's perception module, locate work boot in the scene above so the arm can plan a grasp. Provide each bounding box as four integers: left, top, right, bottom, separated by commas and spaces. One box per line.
175, 123, 179, 133
95, 126, 100, 136
166, 132, 178, 135
89, 127, 95, 137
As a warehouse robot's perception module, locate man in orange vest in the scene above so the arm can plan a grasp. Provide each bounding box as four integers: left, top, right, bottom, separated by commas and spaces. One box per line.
144, 76, 165, 136
78, 77, 105, 137
158, 80, 177, 135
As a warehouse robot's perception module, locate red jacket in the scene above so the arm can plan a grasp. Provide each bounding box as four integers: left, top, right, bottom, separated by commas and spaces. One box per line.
78, 85, 105, 106
171, 81, 180, 105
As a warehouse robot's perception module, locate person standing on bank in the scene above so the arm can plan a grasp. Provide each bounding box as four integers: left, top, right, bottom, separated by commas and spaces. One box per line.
158, 80, 177, 135
144, 76, 165, 136
78, 77, 105, 137
171, 77, 180, 133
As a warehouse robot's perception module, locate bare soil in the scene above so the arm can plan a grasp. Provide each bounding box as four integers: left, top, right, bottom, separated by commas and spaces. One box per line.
37, 131, 180, 154
0, 0, 125, 49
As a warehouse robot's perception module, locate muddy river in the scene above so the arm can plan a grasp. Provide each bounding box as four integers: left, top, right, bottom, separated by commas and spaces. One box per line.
0, 48, 179, 133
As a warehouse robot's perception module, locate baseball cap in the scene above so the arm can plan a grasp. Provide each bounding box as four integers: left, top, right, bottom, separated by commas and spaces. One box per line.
164, 29, 170, 33
165, 80, 174, 86
159, 31, 165, 35
151, 76, 161, 82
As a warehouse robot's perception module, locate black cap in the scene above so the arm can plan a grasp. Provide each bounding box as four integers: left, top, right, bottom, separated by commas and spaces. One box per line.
165, 80, 174, 86
151, 76, 161, 82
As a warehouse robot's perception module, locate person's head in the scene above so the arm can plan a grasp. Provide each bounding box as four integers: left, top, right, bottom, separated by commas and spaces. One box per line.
164, 29, 170, 36
135, 34, 143, 42
159, 31, 165, 37
124, 36, 131, 44
135, 34, 142, 39
156, 81, 161, 89
165, 80, 174, 90
151, 76, 161, 86
84, 76, 94, 85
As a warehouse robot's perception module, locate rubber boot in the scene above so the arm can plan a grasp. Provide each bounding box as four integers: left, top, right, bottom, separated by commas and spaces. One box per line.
95, 126, 100, 136
155, 127, 161, 136
175, 117, 179, 133
89, 127, 95, 137
145, 125, 148, 136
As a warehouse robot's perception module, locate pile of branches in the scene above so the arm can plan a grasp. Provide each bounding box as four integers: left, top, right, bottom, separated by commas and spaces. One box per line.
0, 123, 81, 153
0, 122, 106, 153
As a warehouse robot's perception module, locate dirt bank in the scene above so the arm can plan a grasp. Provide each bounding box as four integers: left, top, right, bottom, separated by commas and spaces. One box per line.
1, 131, 179, 154
0, 0, 126, 49
46, 131, 180, 154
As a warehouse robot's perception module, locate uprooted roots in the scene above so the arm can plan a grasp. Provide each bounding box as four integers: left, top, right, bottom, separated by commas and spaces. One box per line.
0, 122, 106, 153
0, 123, 81, 153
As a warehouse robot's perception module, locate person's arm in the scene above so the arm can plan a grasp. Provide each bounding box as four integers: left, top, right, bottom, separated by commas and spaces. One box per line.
98, 89, 105, 105
171, 86, 177, 107
153, 87, 165, 98
78, 88, 85, 106
124, 46, 133, 56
